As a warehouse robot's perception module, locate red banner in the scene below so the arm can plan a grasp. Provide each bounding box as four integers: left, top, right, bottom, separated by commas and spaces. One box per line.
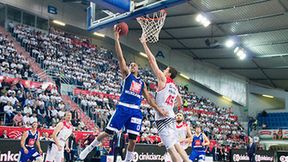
0, 126, 93, 143
0, 76, 56, 90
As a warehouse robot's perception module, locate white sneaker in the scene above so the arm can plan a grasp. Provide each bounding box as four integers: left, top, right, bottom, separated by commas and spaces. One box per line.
79, 145, 94, 160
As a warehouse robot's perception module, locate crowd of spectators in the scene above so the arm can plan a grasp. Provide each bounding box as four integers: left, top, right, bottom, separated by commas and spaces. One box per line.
0, 78, 87, 130
0, 32, 38, 81
6, 23, 247, 154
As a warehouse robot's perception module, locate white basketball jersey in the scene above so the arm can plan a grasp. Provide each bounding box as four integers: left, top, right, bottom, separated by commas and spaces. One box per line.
155, 77, 179, 120
56, 121, 73, 147
176, 122, 189, 149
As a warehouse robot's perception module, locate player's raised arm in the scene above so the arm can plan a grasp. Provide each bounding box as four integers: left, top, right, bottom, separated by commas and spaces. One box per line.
51, 122, 64, 151
176, 94, 183, 109
20, 131, 29, 154
114, 26, 129, 78
143, 83, 167, 117
140, 37, 166, 83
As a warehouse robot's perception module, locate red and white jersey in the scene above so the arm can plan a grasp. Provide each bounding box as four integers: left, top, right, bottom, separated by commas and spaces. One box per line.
176, 122, 189, 149
56, 121, 73, 147
155, 77, 179, 120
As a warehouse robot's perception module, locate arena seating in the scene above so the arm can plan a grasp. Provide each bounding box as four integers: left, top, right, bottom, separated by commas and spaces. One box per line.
4, 23, 247, 150
257, 112, 288, 129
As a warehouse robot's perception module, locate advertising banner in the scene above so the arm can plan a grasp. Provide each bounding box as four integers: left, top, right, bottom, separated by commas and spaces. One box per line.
259, 130, 288, 140
275, 151, 288, 162
0, 139, 49, 162
230, 149, 274, 162
0, 126, 93, 143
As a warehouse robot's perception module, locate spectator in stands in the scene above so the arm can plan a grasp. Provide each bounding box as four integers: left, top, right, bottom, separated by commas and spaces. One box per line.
65, 133, 77, 162
4, 101, 15, 124
40, 132, 50, 141
13, 111, 23, 126
29, 113, 38, 124
276, 129, 283, 140
23, 104, 32, 115
0, 130, 8, 138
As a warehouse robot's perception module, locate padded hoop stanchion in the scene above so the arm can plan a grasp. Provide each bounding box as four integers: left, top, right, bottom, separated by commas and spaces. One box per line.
137, 10, 167, 43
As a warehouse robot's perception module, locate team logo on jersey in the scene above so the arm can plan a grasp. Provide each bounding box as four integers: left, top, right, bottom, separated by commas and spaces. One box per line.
129, 81, 142, 94
28, 138, 36, 146
195, 140, 201, 146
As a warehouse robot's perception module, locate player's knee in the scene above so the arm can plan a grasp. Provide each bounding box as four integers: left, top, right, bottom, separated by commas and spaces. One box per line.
128, 133, 137, 140
35, 157, 43, 162
104, 128, 114, 135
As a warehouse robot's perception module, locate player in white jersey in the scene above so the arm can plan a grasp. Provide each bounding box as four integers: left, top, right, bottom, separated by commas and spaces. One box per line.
176, 113, 192, 150
141, 37, 190, 162
46, 112, 73, 162
160, 113, 192, 162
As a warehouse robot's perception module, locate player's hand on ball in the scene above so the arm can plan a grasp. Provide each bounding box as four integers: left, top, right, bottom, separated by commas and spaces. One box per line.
113, 25, 121, 40
24, 148, 29, 154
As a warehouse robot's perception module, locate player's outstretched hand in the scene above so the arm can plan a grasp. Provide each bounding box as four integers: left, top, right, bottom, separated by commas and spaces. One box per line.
114, 25, 121, 40
24, 148, 29, 154
39, 149, 43, 155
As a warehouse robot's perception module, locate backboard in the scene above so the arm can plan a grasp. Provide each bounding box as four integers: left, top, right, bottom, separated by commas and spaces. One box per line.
86, 0, 188, 32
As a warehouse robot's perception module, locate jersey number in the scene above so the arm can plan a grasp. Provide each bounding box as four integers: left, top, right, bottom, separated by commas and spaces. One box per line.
165, 95, 175, 106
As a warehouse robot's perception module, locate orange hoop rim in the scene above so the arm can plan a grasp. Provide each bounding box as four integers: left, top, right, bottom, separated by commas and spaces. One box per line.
137, 9, 167, 21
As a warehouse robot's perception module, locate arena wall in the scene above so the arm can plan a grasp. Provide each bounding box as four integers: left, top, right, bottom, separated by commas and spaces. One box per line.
0, 0, 248, 106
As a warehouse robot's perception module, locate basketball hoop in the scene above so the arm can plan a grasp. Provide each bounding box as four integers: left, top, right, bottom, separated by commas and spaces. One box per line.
137, 10, 167, 43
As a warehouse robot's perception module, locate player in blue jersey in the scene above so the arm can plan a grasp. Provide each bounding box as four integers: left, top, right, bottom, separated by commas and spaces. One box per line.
79, 25, 168, 161
19, 121, 43, 162
189, 126, 210, 162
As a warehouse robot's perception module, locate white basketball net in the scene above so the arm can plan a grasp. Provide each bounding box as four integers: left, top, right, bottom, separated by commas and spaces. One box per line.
137, 10, 167, 43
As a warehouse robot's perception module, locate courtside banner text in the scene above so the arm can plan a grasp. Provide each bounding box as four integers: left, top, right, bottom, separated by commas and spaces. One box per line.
231, 149, 274, 162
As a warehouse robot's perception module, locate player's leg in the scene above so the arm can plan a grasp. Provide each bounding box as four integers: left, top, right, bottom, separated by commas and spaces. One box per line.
79, 105, 128, 159
54, 149, 65, 162
189, 150, 198, 162
45, 142, 57, 162
124, 137, 137, 162
158, 122, 182, 162
198, 151, 206, 162
18, 149, 29, 162
29, 148, 43, 162
174, 143, 190, 162
124, 110, 142, 162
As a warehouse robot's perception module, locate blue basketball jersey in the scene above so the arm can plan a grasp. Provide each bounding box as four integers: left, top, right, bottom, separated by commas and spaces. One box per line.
119, 73, 144, 106
191, 133, 205, 150
25, 130, 38, 148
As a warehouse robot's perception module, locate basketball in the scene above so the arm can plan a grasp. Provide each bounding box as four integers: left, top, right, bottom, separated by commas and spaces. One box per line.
116, 22, 129, 36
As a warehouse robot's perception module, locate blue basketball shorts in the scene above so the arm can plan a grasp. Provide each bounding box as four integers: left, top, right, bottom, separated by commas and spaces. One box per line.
106, 104, 143, 136
189, 149, 206, 162
19, 147, 40, 162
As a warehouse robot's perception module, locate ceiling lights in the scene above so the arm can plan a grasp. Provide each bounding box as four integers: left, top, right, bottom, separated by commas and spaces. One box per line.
225, 39, 235, 48
93, 32, 105, 37
234, 47, 247, 60
52, 20, 66, 26
195, 14, 211, 27
139, 52, 148, 58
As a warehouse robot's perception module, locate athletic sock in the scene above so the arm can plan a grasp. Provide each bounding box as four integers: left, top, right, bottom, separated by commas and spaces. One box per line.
90, 139, 100, 147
